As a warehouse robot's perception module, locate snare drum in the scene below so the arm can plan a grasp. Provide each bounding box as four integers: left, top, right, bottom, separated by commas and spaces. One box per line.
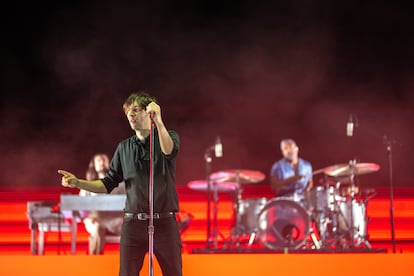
309, 186, 345, 212
308, 186, 328, 211
257, 198, 310, 250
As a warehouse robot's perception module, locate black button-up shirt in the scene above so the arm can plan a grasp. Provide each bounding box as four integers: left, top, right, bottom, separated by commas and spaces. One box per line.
102, 130, 180, 213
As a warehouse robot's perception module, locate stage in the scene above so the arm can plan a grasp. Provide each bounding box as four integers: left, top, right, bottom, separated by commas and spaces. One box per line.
2, 249, 413, 276
1, 186, 414, 275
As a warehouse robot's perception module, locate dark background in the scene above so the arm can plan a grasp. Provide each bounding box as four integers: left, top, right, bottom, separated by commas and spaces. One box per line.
1, 1, 413, 190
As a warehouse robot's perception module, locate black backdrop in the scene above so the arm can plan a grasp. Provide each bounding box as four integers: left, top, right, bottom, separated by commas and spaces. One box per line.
1, 1, 413, 189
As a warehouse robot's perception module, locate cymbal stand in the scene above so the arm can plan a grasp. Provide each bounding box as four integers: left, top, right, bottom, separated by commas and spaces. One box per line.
204, 149, 224, 249
361, 189, 377, 249
327, 182, 341, 248
204, 150, 214, 248
226, 173, 243, 249
347, 159, 370, 248
347, 159, 357, 248
321, 180, 346, 249
211, 181, 226, 248
359, 201, 372, 249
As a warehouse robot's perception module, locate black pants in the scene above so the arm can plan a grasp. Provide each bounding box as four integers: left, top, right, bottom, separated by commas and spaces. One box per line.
119, 216, 182, 276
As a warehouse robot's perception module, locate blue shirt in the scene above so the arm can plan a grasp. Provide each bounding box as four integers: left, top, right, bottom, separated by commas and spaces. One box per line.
270, 158, 312, 197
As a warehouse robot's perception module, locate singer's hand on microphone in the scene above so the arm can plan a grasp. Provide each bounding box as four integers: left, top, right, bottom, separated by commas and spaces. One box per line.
146, 102, 162, 124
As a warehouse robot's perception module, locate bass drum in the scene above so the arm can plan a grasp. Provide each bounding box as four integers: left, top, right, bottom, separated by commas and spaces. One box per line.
257, 198, 310, 250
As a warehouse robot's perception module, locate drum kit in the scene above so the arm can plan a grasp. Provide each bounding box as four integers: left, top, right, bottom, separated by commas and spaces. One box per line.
187, 161, 380, 251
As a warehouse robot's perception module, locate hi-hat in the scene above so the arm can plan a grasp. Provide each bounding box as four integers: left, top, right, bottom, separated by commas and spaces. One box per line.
187, 180, 237, 193
323, 162, 380, 177
209, 169, 266, 184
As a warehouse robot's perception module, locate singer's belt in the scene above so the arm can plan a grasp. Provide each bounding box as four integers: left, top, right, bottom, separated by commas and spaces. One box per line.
124, 212, 175, 221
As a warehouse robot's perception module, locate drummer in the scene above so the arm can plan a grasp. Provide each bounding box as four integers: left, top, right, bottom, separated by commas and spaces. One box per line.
269, 138, 313, 205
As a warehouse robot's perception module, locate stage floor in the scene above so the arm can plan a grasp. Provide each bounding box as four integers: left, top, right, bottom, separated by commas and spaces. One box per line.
2, 186, 414, 275
2, 243, 413, 276
2, 252, 413, 276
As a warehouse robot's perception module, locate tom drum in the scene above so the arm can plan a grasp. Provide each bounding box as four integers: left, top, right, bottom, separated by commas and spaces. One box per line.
238, 198, 268, 234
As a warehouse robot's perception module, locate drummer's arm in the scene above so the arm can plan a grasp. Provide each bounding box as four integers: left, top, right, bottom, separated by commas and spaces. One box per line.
270, 175, 302, 192
306, 178, 313, 191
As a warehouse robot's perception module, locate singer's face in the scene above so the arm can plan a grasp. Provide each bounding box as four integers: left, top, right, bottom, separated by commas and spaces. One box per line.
281, 142, 299, 162
126, 105, 150, 130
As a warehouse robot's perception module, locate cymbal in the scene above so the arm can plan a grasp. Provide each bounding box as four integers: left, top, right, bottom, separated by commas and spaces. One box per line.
318, 176, 351, 186
209, 169, 266, 184
312, 168, 326, 175
323, 162, 380, 177
187, 180, 237, 193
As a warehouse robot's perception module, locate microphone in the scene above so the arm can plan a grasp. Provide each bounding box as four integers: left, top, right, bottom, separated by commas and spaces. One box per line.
346, 114, 354, 137
214, 136, 223, 158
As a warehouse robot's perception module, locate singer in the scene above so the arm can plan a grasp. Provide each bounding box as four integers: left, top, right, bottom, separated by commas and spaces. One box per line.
58, 91, 183, 276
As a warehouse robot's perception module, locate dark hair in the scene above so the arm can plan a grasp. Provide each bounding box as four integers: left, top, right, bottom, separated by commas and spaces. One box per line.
85, 153, 110, 181
280, 138, 297, 149
123, 91, 157, 114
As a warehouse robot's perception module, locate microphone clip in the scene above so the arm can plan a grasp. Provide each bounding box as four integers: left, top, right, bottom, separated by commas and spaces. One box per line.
204, 136, 223, 162
347, 113, 359, 137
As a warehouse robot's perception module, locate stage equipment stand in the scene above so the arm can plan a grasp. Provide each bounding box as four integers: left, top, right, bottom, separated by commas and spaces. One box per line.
347, 113, 398, 253
148, 113, 155, 276
384, 136, 397, 253
348, 159, 357, 248
204, 137, 222, 249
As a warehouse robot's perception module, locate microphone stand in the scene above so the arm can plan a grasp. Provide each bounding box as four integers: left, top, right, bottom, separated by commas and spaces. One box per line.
148, 115, 155, 275
204, 149, 213, 249
346, 114, 399, 253
384, 136, 396, 253
205, 141, 223, 250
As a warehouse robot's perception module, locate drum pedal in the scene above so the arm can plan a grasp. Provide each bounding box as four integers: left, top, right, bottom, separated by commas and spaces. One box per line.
247, 232, 256, 247
310, 231, 321, 249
